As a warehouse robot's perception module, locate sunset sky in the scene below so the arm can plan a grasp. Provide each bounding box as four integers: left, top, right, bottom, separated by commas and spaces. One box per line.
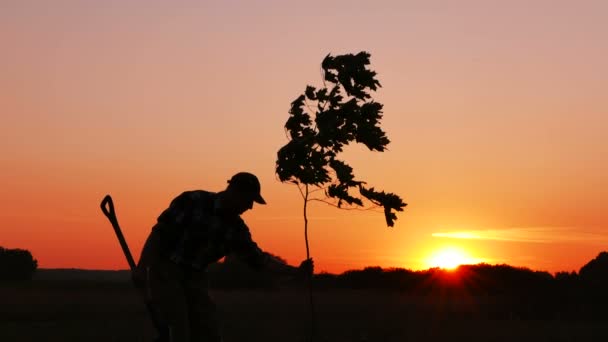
1, 0, 607, 274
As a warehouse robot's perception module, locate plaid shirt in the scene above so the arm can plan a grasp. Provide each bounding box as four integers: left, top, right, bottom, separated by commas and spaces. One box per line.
154, 190, 268, 270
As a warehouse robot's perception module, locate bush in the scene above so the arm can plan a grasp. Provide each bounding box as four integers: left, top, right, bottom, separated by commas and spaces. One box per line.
0, 246, 38, 281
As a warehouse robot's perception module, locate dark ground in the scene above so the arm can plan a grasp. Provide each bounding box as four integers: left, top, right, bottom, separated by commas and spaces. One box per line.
1, 280, 607, 342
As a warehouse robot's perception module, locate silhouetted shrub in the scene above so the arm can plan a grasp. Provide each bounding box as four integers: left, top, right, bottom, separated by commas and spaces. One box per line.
579, 251, 608, 288
577, 252, 608, 318
0, 246, 38, 281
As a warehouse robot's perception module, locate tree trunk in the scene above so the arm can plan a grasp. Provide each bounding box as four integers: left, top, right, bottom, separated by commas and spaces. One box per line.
303, 184, 315, 342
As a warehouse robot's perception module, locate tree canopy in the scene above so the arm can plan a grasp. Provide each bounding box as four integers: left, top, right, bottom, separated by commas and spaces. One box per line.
276, 51, 406, 226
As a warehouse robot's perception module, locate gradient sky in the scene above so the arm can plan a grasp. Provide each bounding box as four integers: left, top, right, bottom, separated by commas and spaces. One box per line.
1, 0, 607, 274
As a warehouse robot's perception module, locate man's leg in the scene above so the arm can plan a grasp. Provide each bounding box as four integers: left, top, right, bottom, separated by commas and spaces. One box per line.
148, 259, 192, 342
186, 272, 222, 342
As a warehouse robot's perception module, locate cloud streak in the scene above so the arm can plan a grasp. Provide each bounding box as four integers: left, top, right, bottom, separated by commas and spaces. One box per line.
432, 227, 608, 244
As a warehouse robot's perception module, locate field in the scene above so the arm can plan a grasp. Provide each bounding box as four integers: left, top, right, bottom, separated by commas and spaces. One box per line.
1, 281, 607, 342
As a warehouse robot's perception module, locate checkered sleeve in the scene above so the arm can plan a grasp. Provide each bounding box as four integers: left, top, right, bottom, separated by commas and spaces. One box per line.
155, 191, 201, 264
228, 219, 298, 275
229, 218, 269, 271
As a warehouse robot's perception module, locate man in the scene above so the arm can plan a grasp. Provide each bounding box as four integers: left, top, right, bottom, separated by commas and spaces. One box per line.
135, 172, 313, 342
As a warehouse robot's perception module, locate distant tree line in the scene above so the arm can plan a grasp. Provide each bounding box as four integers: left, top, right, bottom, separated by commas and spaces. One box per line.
209, 252, 608, 291
0, 246, 38, 281
207, 251, 608, 319
7, 245, 608, 319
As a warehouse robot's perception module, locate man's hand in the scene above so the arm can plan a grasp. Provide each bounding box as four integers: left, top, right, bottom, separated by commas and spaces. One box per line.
297, 258, 314, 277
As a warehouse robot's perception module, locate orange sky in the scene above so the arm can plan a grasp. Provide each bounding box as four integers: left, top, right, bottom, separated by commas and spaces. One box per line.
1, 0, 607, 274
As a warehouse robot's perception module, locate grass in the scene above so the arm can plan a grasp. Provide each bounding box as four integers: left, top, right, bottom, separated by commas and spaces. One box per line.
1, 281, 606, 341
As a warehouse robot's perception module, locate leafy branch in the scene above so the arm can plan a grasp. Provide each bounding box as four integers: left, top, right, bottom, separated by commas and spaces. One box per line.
276, 51, 407, 227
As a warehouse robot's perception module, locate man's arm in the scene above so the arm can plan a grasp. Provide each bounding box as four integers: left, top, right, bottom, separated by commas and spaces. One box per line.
229, 219, 313, 276
262, 253, 315, 278
263, 253, 297, 276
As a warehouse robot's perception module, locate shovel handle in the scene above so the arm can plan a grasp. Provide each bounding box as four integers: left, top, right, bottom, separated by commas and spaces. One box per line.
100, 195, 137, 270
101, 195, 116, 223
100, 194, 171, 341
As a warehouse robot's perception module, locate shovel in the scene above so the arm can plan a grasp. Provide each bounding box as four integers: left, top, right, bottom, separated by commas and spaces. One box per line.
101, 194, 171, 341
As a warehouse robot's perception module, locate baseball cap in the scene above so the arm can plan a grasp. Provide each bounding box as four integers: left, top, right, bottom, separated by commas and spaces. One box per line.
227, 172, 266, 204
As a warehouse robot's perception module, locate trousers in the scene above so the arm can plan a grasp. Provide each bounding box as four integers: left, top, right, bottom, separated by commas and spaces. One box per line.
146, 258, 222, 342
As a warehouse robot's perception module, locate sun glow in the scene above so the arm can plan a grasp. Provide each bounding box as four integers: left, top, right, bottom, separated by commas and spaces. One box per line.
426, 247, 478, 270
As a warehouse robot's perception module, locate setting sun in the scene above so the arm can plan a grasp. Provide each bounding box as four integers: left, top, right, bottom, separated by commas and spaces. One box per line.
426, 247, 479, 270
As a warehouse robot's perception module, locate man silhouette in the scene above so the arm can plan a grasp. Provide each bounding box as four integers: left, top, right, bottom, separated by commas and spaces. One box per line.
135, 172, 313, 342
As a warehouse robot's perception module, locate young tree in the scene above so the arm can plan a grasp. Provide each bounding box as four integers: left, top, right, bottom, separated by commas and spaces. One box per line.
275, 51, 407, 340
